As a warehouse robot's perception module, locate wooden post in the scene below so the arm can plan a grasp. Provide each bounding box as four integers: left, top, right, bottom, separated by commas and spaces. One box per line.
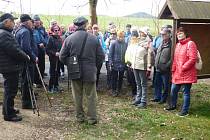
89, 0, 98, 25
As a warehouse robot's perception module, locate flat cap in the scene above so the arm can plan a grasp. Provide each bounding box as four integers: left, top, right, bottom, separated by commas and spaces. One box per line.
20, 14, 32, 23
73, 16, 88, 26
0, 13, 17, 22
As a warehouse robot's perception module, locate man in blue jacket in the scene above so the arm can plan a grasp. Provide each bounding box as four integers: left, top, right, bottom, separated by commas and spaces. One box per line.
33, 15, 48, 87
0, 13, 30, 121
15, 14, 38, 109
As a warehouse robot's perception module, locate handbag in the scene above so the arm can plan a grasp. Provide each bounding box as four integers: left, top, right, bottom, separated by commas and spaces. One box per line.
186, 41, 203, 70
67, 33, 88, 80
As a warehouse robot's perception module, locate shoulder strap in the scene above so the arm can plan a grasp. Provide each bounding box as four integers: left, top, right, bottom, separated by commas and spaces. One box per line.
79, 32, 88, 58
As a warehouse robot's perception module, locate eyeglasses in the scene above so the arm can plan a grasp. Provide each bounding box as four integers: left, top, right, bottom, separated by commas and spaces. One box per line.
54, 30, 59, 32
110, 33, 116, 35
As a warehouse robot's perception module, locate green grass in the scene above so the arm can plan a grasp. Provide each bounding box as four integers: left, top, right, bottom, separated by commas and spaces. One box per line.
63, 83, 210, 140
38, 15, 171, 35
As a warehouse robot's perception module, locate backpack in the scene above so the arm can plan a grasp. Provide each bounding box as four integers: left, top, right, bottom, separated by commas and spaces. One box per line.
187, 41, 202, 70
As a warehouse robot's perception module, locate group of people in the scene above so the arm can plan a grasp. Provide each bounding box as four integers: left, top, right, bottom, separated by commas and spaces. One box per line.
0, 12, 199, 124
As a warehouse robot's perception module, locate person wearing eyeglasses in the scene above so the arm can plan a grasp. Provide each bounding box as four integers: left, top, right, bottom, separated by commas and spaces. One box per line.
46, 25, 63, 93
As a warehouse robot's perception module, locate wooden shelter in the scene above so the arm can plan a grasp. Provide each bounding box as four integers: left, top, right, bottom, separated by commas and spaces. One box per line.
159, 0, 210, 78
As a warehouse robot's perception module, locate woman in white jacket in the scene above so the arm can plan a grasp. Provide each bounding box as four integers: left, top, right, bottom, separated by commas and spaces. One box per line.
126, 27, 152, 108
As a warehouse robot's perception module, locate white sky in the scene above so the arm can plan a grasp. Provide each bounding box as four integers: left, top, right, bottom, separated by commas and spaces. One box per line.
0, 0, 166, 17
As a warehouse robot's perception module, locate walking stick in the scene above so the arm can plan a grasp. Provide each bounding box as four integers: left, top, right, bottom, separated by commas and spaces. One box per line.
35, 63, 52, 107
26, 64, 40, 116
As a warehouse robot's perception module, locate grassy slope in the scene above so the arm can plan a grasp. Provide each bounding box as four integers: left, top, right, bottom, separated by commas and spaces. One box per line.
62, 82, 210, 140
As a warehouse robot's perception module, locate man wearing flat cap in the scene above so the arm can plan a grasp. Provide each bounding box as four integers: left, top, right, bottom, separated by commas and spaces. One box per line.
15, 14, 38, 109
60, 16, 105, 125
0, 13, 30, 121
152, 27, 172, 104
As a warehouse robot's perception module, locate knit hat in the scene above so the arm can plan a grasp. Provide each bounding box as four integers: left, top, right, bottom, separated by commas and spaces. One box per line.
33, 15, 40, 21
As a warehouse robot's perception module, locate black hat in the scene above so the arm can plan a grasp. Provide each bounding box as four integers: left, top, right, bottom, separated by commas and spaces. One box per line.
0, 13, 17, 22
131, 30, 139, 37
20, 14, 32, 22
73, 16, 88, 26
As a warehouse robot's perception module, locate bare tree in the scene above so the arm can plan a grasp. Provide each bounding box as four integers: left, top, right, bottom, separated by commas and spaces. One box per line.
89, 0, 98, 25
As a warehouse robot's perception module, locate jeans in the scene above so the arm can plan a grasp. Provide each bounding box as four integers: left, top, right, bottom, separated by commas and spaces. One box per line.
111, 69, 124, 92
2, 71, 19, 117
49, 57, 61, 90
127, 67, 137, 96
154, 71, 170, 101
170, 83, 192, 113
105, 61, 112, 89
133, 69, 147, 103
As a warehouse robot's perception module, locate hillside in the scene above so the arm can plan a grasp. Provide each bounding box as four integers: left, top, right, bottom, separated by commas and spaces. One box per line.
125, 12, 154, 18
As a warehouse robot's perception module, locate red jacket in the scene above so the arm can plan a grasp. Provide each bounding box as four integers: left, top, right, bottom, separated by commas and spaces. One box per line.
172, 37, 197, 84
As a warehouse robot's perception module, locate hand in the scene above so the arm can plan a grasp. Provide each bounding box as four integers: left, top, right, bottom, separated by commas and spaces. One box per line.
27, 55, 30, 61
146, 70, 151, 78
35, 57, 39, 63
55, 52, 60, 57
39, 43, 44, 48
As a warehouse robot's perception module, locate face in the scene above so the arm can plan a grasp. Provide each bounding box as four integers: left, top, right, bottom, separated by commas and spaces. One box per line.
126, 27, 131, 32
4, 19, 15, 29
161, 33, 170, 41
177, 32, 186, 40
110, 32, 117, 39
26, 20, 33, 29
53, 27, 60, 35
118, 35, 124, 42
34, 20, 41, 27
92, 27, 98, 35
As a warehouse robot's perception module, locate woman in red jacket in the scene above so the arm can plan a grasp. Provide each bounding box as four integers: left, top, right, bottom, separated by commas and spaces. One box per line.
165, 27, 197, 117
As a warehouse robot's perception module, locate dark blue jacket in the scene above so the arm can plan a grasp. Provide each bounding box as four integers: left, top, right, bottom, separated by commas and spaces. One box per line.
109, 40, 127, 71
15, 25, 37, 62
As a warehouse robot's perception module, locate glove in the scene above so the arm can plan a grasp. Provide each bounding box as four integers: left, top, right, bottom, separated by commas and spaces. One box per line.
146, 70, 151, 78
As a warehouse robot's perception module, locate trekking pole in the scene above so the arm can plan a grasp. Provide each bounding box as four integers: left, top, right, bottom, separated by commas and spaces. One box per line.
35, 63, 52, 107
26, 64, 40, 116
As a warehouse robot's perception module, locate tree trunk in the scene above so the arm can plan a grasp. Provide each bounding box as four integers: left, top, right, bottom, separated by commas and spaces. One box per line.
89, 0, 98, 25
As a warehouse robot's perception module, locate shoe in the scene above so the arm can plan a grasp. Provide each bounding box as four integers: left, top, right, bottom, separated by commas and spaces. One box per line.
44, 73, 48, 76
48, 88, 54, 93
22, 105, 33, 109
112, 91, 118, 97
137, 103, 147, 109
164, 106, 176, 111
88, 120, 97, 125
159, 100, 166, 104
4, 115, 22, 122
150, 99, 160, 102
131, 100, 141, 106
13, 109, 20, 114
177, 111, 189, 117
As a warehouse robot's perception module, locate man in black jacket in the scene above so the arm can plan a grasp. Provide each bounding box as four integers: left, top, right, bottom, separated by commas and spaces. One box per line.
15, 14, 38, 109
0, 13, 30, 122
60, 17, 105, 125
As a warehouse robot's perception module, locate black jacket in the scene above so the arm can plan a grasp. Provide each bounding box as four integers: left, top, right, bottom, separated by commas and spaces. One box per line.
155, 40, 172, 73
0, 24, 29, 73
46, 35, 62, 60
60, 29, 105, 82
